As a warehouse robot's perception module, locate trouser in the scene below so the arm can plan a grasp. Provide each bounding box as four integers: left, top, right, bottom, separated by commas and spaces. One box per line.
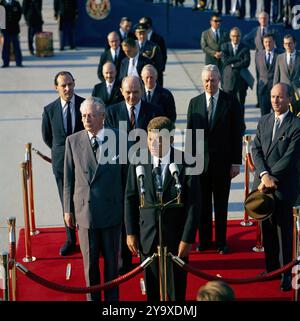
28, 25, 42, 53
1, 31, 22, 66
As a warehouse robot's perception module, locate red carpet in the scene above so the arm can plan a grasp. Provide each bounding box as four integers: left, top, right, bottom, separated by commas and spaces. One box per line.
12, 220, 292, 301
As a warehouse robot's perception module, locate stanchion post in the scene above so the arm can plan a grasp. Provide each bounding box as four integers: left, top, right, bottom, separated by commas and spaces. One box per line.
25, 143, 40, 236
241, 135, 253, 226
252, 221, 264, 252
0, 251, 10, 301
292, 206, 300, 301
7, 217, 17, 300
20, 162, 36, 263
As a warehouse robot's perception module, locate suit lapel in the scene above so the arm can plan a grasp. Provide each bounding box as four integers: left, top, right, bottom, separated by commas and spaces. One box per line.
54, 98, 66, 137
210, 91, 225, 130
74, 95, 83, 131
144, 161, 156, 201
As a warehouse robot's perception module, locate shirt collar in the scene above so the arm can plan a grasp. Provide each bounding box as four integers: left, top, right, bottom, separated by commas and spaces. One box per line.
110, 47, 120, 56
275, 109, 289, 124
205, 89, 220, 103
145, 84, 156, 93
153, 148, 171, 167
125, 100, 141, 114
60, 95, 75, 109
106, 80, 115, 87
87, 128, 105, 141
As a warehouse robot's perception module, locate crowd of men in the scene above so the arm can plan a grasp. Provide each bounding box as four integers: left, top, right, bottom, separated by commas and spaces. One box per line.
2, 1, 299, 301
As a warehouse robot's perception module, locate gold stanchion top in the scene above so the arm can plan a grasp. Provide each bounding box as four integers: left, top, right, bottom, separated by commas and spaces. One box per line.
25, 142, 32, 149
293, 206, 300, 217
244, 135, 252, 142
7, 217, 16, 225
20, 162, 27, 169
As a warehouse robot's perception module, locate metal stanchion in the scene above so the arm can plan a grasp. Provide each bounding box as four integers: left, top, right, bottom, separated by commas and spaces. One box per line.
0, 251, 10, 301
7, 217, 17, 300
20, 162, 36, 263
241, 135, 253, 226
25, 143, 39, 236
252, 221, 264, 253
292, 206, 300, 301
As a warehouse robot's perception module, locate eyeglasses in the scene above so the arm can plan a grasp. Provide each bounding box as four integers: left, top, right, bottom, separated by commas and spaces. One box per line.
212, 20, 222, 22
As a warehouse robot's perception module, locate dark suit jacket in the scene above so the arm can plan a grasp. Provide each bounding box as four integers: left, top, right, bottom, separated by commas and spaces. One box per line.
22, 0, 43, 28
41, 94, 85, 177
200, 27, 229, 69
64, 129, 126, 229
92, 81, 123, 106
252, 112, 300, 205
125, 148, 199, 255
242, 26, 280, 51
255, 48, 281, 95
104, 100, 163, 132
186, 90, 243, 171
221, 42, 251, 92
97, 47, 125, 81
118, 54, 153, 81
54, 0, 78, 26
149, 31, 167, 71
143, 85, 176, 122
273, 51, 300, 92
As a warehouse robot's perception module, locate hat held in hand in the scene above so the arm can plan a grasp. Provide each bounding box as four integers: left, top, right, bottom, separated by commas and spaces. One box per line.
244, 189, 275, 221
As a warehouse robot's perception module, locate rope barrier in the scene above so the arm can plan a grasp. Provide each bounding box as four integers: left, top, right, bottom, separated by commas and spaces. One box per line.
32, 147, 52, 164
15, 254, 156, 294
170, 254, 299, 285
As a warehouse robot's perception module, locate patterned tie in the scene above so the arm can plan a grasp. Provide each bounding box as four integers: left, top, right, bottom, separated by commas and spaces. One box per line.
272, 117, 280, 141
91, 136, 99, 157
130, 105, 135, 129
207, 96, 214, 125
147, 90, 151, 103
66, 101, 72, 136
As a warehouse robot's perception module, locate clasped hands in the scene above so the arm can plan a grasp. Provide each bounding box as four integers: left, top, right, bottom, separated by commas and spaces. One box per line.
258, 173, 278, 193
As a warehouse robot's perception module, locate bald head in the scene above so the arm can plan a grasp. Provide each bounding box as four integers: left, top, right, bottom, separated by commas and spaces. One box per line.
107, 31, 120, 50
121, 76, 143, 106
102, 62, 117, 83
271, 83, 292, 116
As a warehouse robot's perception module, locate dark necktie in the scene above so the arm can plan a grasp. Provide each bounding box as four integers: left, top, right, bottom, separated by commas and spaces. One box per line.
91, 136, 99, 157
272, 117, 280, 141
147, 90, 151, 103
262, 27, 266, 37
207, 96, 214, 125
66, 101, 72, 136
288, 55, 293, 74
215, 30, 219, 43
130, 106, 135, 129
266, 52, 271, 68
114, 53, 118, 64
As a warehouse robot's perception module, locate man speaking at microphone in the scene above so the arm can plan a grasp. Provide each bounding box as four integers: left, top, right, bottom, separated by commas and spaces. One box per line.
125, 116, 200, 301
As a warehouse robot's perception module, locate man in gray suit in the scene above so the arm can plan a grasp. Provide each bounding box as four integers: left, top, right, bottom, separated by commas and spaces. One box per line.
201, 13, 229, 74
64, 97, 126, 301
273, 34, 300, 116
255, 33, 282, 115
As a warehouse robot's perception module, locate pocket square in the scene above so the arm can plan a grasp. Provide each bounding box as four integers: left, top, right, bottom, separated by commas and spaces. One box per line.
112, 155, 119, 161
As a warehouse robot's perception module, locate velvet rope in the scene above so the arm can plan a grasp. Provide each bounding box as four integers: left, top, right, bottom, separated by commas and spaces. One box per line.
32, 148, 52, 164
246, 153, 255, 172
171, 255, 299, 284
16, 263, 144, 294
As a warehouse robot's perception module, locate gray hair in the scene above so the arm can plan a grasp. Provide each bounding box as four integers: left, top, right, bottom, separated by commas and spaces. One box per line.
258, 11, 269, 19
201, 64, 221, 80
141, 64, 158, 78
80, 97, 105, 114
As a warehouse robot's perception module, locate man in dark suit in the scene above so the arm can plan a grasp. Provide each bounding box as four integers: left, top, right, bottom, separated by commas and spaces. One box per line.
42, 71, 85, 256
92, 62, 123, 106
97, 31, 125, 82
125, 116, 199, 301
187, 64, 243, 254
54, 0, 77, 50
139, 17, 167, 76
22, 0, 43, 55
1, 0, 23, 67
255, 33, 282, 115
216, 0, 231, 14
264, 0, 284, 23
252, 83, 300, 291
273, 34, 300, 116
134, 23, 164, 86
237, 0, 257, 19
105, 75, 162, 274
221, 27, 251, 121
200, 13, 229, 74
141, 64, 176, 122
64, 97, 126, 301
117, 16, 135, 43
118, 37, 152, 82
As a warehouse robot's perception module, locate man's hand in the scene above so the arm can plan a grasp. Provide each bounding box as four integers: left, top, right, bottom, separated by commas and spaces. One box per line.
261, 174, 278, 190
64, 213, 75, 229
230, 165, 240, 179
127, 235, 138, 255
178, 241, 192, 258
214, 51, 222, 59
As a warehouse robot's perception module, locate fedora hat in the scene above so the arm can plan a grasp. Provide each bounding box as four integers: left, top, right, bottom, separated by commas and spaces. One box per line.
244, 189, 275, 221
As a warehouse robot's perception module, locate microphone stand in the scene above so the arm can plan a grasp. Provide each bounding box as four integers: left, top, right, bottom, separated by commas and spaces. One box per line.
140, 191, 183, 301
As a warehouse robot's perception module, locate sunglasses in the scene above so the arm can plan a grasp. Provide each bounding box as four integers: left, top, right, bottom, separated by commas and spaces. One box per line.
212, 20, 222, 22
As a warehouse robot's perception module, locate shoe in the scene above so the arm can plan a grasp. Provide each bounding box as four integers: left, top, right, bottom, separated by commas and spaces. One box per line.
280, 275, 292, 291
59, 242, 76, 256
196, 242, 212, 251
217, 245, 229, 254
16, 64, 24, 67
30, 50, 35, 56
2, 64, 9, 68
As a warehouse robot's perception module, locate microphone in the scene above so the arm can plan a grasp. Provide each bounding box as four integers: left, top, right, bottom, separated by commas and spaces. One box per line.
152, 166, 163, 193
169, 163, 182, 193
136, 165, 146, 195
